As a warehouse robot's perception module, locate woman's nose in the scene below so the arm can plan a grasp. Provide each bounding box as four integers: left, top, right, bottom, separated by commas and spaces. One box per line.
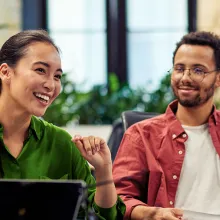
43, 78, 55, 91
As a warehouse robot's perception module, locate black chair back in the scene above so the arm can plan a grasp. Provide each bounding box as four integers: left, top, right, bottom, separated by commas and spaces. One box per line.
121, 110, 159, 131
107, 118, 124, 161
108, 110, 159, 161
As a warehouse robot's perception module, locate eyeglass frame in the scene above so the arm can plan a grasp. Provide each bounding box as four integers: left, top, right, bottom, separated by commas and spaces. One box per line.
168, 66, 220, 82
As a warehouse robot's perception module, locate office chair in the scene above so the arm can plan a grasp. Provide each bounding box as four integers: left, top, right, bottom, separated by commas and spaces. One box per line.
107, 118, 124, 161
108, 110, 159, 161
121, 110, 159, 131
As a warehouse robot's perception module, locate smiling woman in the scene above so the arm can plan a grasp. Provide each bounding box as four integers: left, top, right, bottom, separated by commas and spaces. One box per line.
0, 29, 125, 219
1, 41, 62, 117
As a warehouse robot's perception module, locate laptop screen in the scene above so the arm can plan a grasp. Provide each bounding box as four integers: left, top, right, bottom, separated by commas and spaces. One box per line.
0, 179, 87, 220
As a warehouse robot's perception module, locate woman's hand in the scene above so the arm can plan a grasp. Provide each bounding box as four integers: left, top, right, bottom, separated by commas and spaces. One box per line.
72, 135, 112, 170
72, 135, 118, 208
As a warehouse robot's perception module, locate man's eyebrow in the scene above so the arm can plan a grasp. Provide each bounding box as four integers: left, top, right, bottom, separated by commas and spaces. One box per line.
174, 63, 184, 66
192, 64, 207, 68
33, 61, 63, 73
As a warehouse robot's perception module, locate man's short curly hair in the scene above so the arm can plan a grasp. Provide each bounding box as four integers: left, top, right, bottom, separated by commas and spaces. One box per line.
172, 31, 220, 69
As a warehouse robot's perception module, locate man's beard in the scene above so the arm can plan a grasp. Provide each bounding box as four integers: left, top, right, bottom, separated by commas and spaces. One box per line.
171, 81, 215, 108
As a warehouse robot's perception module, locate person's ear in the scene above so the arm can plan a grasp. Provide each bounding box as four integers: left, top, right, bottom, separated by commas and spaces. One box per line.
215, 71, 220, 87
0, 63, 12, 83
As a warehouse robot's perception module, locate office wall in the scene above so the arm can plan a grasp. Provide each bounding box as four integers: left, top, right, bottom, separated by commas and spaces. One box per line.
197, 0, 220, 102
0, 0, 21, 47
197, 0, 220, 34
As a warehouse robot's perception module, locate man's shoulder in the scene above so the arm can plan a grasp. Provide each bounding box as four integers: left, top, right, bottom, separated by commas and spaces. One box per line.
126, 113, 168, 135
136, 113, 167, 127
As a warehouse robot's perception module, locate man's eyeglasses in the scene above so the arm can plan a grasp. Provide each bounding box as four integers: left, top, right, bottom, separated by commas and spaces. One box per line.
168, 66, 219, 82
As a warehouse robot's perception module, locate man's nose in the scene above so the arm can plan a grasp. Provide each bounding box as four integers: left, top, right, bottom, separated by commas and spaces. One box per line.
181, 69, 192, 81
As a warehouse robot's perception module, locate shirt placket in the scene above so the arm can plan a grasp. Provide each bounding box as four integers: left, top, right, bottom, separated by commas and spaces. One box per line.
168, 132, 187, 207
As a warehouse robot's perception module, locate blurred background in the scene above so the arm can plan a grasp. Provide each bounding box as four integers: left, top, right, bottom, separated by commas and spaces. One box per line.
1, 0, 220, 139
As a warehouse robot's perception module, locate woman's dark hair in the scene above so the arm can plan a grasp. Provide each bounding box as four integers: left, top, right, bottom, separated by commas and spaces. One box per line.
173, 31, 220, 69
0, 29, 59, 93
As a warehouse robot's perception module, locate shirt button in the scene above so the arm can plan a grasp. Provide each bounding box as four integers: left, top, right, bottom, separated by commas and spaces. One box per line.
172, 134, 176, 139
178, 150, 183, 155
170, 201, 173, 205
182, 133, 187, 138
173, 175, 177, 179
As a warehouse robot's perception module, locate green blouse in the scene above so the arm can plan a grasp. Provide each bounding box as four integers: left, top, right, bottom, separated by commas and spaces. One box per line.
0, 116, 125, 219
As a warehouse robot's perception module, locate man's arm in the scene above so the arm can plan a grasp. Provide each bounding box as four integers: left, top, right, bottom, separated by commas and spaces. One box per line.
113, 127, 183, 220
113, 131, 150, 219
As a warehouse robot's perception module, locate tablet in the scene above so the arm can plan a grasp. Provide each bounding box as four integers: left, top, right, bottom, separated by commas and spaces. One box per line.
0, 179, 87, 220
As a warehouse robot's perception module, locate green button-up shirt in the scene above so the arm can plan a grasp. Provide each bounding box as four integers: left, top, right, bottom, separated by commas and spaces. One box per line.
0, 116, 125, 219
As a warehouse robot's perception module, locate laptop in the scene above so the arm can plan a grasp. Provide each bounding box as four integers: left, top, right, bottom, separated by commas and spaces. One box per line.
0, 179, 87, 220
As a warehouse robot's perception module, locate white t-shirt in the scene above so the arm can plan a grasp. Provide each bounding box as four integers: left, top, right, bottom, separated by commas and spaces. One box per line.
174, 123, 220, 215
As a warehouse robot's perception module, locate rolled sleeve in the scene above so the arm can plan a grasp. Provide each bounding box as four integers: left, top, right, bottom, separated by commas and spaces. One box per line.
92, 196, 126, 220
120, 195, 148, 219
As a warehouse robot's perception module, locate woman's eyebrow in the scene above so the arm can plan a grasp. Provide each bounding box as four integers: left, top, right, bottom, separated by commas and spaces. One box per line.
33, 61, 63, 73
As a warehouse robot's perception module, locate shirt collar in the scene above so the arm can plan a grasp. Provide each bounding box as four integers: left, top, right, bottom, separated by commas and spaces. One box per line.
165, 99, 219, 139
166, 99, 219, 125
164, 100, 185, 139
211, 105, 220, 126
29, 116, 43, 140
165, 99, 178, 119
0, 116, 43, 140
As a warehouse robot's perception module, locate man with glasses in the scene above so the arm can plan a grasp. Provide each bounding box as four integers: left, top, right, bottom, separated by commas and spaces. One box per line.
113, 31, 220, 220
